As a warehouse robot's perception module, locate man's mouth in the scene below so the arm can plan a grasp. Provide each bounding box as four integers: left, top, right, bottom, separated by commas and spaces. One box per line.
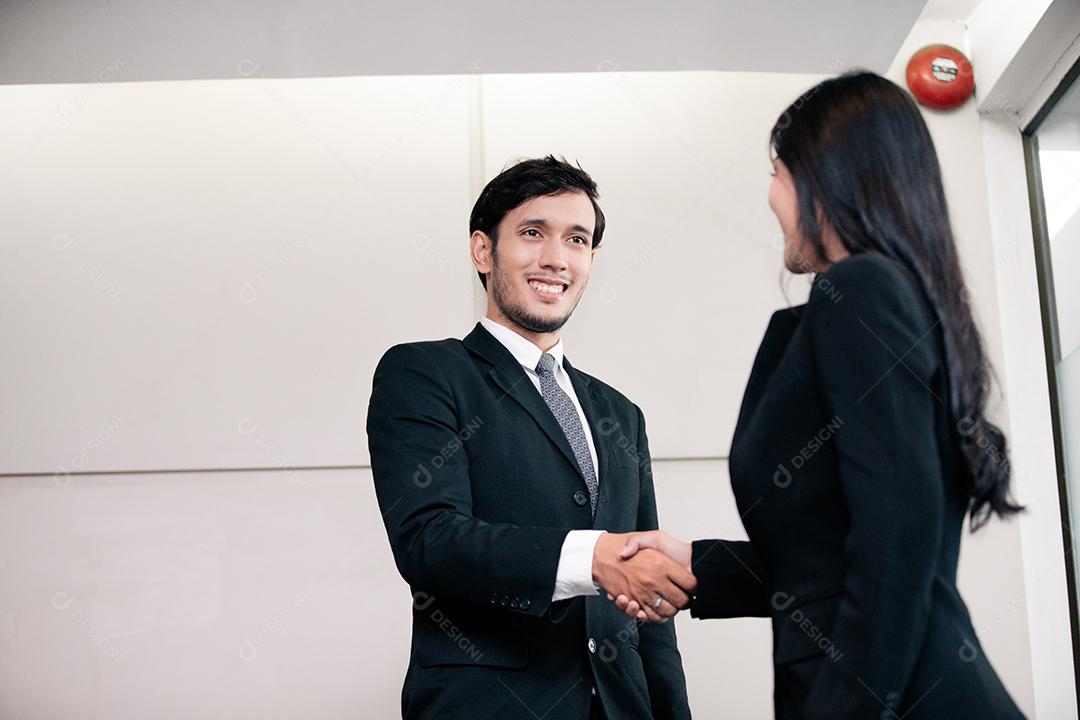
527, 278, 568, 297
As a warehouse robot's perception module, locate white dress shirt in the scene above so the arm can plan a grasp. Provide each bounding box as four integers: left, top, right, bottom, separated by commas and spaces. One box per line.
479, 317, 603, 602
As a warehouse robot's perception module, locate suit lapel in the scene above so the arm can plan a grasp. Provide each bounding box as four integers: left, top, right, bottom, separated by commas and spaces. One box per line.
464, 324, 587, 484
733, 305, 805, 443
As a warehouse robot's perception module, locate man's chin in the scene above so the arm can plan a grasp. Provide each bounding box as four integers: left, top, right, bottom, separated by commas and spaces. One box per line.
509, 306, 573, 334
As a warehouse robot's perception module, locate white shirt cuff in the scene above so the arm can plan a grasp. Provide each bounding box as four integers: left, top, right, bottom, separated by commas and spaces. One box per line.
552, 530, 605, 601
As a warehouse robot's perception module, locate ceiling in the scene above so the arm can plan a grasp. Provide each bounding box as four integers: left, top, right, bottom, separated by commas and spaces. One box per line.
0, 0, 934, 84
918, 0, 984, 22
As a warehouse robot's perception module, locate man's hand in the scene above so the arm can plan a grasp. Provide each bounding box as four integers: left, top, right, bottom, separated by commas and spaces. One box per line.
608, 530, 694, 622
592, 532, 697, 623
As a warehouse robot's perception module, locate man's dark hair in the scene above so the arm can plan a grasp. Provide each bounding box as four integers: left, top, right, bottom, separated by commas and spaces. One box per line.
469, 155, 606, 289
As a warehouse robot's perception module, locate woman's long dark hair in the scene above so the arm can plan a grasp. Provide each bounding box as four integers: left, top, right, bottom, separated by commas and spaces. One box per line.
771, 70, 1022, 529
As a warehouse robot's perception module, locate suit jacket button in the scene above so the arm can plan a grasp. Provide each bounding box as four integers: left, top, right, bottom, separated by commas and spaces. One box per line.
520, 598, 530, 610
510, 597, 519, 609
573, 490, 589, 507
587, 638, 597, 654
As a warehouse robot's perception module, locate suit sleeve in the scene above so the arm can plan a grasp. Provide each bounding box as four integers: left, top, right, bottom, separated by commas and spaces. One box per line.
687, 539, 769, 619
367, 343, 570, 618
801, 257, 945, 719
632, 405, 693, 720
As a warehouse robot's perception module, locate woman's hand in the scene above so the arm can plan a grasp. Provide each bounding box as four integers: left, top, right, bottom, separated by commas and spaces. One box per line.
620, 530, 692, 568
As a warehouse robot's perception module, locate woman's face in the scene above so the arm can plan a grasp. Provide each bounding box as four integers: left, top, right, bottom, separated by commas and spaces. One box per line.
768, 158, 848, 274
768, 158, 815, 274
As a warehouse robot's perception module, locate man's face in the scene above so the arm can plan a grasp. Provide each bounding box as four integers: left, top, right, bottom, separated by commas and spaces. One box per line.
480, 191, 597, 335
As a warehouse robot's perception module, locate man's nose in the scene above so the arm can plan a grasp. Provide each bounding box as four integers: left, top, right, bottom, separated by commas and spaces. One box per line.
538, 238, 568, 271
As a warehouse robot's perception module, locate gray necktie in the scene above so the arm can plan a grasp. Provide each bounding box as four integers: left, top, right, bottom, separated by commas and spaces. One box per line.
536, 352, 598, 516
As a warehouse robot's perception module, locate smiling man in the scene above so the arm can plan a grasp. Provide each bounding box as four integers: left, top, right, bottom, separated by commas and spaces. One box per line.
367, 156, 694, 720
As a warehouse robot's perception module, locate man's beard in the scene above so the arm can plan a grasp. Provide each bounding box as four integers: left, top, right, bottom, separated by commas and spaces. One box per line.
490, 259, 578, 334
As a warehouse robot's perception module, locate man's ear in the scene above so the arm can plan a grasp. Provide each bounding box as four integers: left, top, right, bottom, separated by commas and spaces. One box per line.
470, 230, 492, 276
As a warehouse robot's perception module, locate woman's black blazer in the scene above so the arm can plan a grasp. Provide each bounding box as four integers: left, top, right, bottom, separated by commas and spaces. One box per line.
689, 253, 1024, 719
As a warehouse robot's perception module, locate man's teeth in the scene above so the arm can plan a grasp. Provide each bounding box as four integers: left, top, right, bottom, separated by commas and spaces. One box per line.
529, 280, 565, 295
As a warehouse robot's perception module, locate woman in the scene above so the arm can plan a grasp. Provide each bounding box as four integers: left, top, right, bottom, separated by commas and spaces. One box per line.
616, 72, 1025, 719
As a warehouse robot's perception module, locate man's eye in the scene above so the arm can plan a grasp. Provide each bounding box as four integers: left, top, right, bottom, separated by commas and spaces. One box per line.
524, 229, 541, 237
570, 236, 587, 245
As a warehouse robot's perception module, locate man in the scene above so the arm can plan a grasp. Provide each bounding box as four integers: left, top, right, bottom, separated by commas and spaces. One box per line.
367, 156, 695, 719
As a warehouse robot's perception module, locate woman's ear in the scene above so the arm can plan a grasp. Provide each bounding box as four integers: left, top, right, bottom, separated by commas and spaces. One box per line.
470, 231, 492, 276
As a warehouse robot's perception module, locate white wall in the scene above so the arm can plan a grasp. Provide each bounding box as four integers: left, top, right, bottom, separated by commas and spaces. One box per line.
0, 31, 1057, 720
967, 0, 1080, 715
0, 71, 827, 472
0, 76, 478, 474
0, 468, 396, 718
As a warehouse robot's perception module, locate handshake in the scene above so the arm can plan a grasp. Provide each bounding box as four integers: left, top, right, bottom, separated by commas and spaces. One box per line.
591, 530, 696, 623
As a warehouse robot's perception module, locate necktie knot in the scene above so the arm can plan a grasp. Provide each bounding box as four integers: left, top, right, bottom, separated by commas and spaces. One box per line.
536, 352, 556, 376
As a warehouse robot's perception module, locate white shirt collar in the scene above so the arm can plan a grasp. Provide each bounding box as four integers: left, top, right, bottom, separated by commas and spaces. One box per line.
479, 316, 565, 374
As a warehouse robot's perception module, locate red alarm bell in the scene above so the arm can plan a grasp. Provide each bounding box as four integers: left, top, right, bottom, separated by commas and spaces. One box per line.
905, 44, 975, 111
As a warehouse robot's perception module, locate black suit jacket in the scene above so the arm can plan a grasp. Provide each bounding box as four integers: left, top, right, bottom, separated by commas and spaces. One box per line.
690, 254, 1024, 719
367, 323, 691, 719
